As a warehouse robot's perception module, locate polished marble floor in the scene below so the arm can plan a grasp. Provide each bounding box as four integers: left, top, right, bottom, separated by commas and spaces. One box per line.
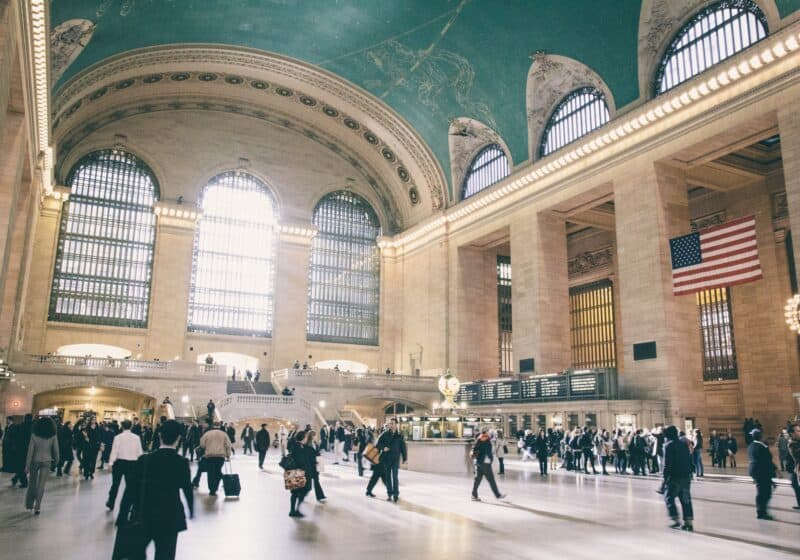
1, 451, 798, 560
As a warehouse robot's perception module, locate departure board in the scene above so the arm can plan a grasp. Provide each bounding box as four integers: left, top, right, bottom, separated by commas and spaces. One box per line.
452, 370, 610, 405
569, 374, 598, 395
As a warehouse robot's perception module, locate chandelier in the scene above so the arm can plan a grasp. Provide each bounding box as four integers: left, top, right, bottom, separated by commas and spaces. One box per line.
785, 294, 800, 332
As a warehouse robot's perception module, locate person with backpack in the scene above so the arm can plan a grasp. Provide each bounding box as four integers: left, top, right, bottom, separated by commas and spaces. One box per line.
471, 427, 506, 501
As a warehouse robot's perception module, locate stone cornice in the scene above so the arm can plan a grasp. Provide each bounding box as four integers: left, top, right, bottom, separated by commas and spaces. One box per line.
382, 22, 800, 251
52, 44, 447, 211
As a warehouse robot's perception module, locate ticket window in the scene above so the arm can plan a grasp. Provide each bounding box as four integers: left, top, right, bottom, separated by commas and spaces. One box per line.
567, 413, 580, 430
536, 415, 546, 431
522, 414, 532, 431
616, 414, 636, 433
508, 415, 518, 438
584, 413, 597, 429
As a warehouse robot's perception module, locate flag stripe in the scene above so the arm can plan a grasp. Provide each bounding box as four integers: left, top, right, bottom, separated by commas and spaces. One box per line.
674, 263, 762, 287
671, 215, 761, 296
673, 254, 760, 282
672, 247, 758, 275
674, 269, 763, 294
700, 218, 755, 242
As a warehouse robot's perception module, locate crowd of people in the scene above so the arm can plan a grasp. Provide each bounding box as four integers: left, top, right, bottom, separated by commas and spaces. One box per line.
2, 410, 799, 558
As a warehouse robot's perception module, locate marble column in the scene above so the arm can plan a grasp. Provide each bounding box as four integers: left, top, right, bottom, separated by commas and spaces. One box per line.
270, 223, 315, 371
510, 210, 570, 374
614, 161, 706, 428
144, 208, 197, 361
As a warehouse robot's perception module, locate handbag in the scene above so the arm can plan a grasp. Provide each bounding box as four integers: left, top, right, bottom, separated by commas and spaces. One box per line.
279, 453, 297, 471
363, 443, 381, 465
284, 468, 307, 490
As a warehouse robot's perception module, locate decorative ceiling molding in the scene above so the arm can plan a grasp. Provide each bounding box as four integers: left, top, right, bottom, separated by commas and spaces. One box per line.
527, 53, 617, 163
448, 118, 512, 201
50, 18, 95, 84
52, 45, 447, 210
55, 96, 406, 233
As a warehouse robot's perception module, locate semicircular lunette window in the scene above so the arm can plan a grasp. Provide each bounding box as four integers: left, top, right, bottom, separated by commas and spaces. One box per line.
655, 0, 768, 95
49, 149, 158, 328
461, 144, 510, 200
539, 87, 610, 158
188, 171, 278, 337
307, 190, 381, 345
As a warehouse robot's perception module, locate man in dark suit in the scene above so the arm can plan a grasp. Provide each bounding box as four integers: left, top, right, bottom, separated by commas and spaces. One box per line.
748, 428, 777, 520
376, 418, 407, 502
255, 424, 271, 469
138, 419, 194, 559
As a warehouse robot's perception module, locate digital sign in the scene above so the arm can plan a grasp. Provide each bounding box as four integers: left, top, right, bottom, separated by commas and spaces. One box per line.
453, 370, 611, 405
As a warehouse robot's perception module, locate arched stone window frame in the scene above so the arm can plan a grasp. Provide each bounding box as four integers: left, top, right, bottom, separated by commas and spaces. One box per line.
449, 118, 513, 202
637, 0, 780, 100
306, 190, 382, 346
538, 87, 611, 158
49, 148, 160, 328
187, 170, 280, 337
526, 54, 616, 163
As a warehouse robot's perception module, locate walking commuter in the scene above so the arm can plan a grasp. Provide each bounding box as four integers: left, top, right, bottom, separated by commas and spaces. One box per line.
288, 432, 313, 517
692, 429, 704, 477
241, 423, 254, 455
225, 423, 236, 455
662, 425, 694, 531
333, 422, 345, 464
726, 432, 738, 468
356, 426, 368, 477
787, 424, 800, 510
106, 419, 143, 511
471, 427, 506, 501
614, 429, 628, 474
547, 428, 560, 471
24, 417, 59, 514
534, 429, 549, 475
56, 420, 74, 477
255, 424, 271, 469
10, 414, 32, 488
183, 421, 200, 461
99, 423, 115, 470
596, 429, 612, 475
197, 423, 232, 496
376, 418, 407, 502
580, 428, 598, 475
80, 418, 102, 480
304, 431, 327, 502
748, 428, 777, 520
117, 420, 194, 560
493, 430, 507, 475
278, 425, 289, 457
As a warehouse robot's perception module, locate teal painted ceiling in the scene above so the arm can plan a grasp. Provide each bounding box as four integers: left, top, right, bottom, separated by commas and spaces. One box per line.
50, 1, 800, 191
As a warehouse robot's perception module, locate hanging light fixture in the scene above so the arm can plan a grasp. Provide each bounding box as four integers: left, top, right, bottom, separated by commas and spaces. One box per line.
785, 294, 800, 332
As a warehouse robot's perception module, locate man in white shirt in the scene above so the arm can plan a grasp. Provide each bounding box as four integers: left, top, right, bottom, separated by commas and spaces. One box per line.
106, 419, 143, 510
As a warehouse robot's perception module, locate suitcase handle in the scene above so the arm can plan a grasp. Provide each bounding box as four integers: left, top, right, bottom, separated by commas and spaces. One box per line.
223, 460, 235, 475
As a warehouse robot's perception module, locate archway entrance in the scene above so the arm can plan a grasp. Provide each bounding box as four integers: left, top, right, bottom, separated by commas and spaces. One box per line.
32, 386, 156, 425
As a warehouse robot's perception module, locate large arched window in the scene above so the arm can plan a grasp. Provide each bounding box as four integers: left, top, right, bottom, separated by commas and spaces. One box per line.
188, 171, 277, 337
539, 87, 610, 157
307, 191, 381, 345
655, 0, 768, 95
460, 144, 510, 200
49, 149, 158, 327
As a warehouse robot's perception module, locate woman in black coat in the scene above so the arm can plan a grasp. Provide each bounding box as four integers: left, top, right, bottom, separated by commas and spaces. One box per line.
303, 431, 327, 502
534, 429, 550, 475
289, 431, 313, 517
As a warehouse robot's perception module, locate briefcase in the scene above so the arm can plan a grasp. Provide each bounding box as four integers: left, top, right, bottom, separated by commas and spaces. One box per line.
112, 518, 145, 560
222, 462, 241, 498
364, 443, 381, 465
284, 468, 307, 490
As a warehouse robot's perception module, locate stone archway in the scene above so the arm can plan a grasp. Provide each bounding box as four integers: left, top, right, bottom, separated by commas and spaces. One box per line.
32, 385, 156, 424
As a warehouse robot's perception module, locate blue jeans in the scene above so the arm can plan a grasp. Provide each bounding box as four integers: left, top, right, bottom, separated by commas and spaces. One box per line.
693, 449, 704, 476
665, 477, 694, 522
384, 461, 400, 497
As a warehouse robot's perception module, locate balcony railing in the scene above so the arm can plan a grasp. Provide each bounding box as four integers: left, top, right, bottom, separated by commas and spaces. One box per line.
271, 368, 439, 391
18, 354, 225, 377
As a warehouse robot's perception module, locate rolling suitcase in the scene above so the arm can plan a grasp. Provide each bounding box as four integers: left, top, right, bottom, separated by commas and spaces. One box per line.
222, 461, 241, 498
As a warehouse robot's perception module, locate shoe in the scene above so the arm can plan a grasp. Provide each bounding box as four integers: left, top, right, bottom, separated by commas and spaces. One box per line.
105, 502, 114, 511
392, 495, 398, 503
792, 506, 800, 510
472, 495, 481, 501
496, 494, 507, 500
318, 498, 327, 503
366, 492, 376, 498
209, 492, 217, 496
681, 524, 694, 532
289, 511, 304, 518
34, 510, 40, 515
757, 514, 775, 520
669, 521, 681, 529
386, 497, 393, 501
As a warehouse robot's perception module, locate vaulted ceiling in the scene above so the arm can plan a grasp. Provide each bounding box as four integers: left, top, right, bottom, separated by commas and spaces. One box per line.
50, 0, 800, 201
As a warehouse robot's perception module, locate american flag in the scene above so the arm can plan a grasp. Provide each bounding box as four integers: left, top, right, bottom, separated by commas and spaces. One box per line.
670, 215, 762, 296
